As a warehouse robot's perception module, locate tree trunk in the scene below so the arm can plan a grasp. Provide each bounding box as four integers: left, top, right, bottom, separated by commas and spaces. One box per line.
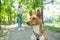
10, 13, 12, 24
41, 11, 43, 23
0, 22, 1, 30
41, 0, 43, 24
0, 16, 1, 30
8, 16, 10, 24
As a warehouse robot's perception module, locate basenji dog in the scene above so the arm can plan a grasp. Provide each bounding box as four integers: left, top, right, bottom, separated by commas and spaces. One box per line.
27, 9, 48, 40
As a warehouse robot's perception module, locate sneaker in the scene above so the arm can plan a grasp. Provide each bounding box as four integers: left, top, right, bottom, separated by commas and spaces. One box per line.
18, 27, 25, 31
18, 28, 22, 31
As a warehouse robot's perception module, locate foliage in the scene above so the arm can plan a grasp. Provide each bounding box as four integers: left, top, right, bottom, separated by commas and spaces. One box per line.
18, 0, 46, 23
18, 0, 46, 11
1, 0, 17, 25
1, 0, 46, 25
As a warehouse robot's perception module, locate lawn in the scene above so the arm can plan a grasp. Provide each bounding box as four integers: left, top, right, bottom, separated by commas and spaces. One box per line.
0, 29, 8, 40
44, 23, 60, 33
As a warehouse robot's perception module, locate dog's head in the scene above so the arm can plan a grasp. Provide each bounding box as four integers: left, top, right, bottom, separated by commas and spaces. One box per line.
27, 9, 42, 26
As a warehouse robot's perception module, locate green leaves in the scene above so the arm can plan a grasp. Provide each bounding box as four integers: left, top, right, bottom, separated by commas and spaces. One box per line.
1, 0, 17, 25
1, 0, 46, 25
18, 0, 46, 10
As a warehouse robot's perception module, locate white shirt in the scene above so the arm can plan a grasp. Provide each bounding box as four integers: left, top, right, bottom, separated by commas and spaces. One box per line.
17, 6, 25, 14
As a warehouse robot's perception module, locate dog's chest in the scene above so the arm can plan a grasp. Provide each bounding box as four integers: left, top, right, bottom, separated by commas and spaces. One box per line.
32, 25, 40, 34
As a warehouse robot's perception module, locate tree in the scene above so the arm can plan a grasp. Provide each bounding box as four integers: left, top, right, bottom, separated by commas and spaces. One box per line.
18, 0, 46, 23
0, 0, 1, 30
1, 0, 16, 25
1, 0, 46, 25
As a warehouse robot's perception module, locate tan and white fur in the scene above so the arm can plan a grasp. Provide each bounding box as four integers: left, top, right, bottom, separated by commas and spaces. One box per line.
27, 10, 48, 40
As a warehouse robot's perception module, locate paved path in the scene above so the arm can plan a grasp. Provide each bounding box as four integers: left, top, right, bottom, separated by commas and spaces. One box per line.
5, 27, 60, 40
2, 24, 60, 40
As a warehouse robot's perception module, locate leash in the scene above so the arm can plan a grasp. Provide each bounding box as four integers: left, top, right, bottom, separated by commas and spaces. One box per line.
32, 30, 42, 40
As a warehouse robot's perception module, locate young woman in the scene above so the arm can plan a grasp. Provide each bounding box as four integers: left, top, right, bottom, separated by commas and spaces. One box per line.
17, 4, 25, 31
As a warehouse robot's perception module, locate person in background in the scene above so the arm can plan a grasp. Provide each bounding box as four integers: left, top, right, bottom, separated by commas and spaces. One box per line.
17, 4, 25, 31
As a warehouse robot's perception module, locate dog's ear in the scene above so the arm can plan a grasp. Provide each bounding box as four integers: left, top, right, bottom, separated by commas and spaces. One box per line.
29, 10, 32, 16
36, 9, 41, 18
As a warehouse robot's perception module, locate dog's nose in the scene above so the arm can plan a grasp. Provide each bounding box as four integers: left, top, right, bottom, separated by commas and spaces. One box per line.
26, 22, 29, 25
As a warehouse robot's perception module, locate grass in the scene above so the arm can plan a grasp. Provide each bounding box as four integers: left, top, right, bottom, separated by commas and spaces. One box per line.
0, 30, 3, 37
0, 29, 8, 40
44, 23, 60, 33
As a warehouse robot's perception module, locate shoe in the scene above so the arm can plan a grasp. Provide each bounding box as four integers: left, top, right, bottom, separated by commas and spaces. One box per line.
18, 28, 22, 31
18, 27, 25, 31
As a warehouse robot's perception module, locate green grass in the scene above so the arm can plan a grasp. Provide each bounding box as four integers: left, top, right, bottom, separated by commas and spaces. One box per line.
0, 29, 7, 37
0, 30, 3, 37
44, 23, 60, 33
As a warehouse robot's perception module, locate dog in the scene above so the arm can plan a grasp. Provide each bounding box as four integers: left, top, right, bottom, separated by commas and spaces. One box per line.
27, 9, 48, 40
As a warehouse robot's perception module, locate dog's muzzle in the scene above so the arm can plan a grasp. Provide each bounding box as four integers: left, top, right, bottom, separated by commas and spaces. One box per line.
26, 22, 29, 25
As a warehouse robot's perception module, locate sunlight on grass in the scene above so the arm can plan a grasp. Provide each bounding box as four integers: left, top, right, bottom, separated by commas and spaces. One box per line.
44, 23, 60, 28
44, 23, 60, 32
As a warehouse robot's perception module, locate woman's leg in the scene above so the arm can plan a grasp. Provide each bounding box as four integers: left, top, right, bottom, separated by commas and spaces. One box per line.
18, 14, 22, 28
18, 14, 20, 28
20, 14, 22, 27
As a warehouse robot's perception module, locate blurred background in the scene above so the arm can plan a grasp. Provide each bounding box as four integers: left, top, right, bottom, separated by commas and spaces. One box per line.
0, 0, 60, 39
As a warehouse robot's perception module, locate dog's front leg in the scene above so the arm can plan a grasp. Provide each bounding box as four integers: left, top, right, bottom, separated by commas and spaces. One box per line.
31, 33, 36, 40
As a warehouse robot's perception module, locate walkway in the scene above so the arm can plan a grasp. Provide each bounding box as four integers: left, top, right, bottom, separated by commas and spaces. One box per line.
2, 24, 60, 40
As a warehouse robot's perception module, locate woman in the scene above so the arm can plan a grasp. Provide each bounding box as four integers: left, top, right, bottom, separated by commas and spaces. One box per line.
17, 4, 25, 31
